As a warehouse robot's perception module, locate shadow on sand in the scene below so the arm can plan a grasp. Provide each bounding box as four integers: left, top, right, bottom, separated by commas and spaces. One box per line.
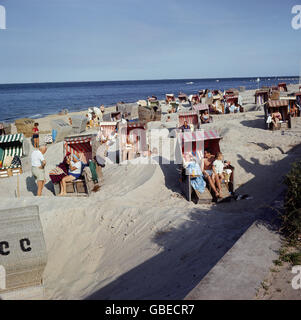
26, 176, 37, 196
45, 181, 55, 195
86, 144, 301, 300
240, 115, 266, 130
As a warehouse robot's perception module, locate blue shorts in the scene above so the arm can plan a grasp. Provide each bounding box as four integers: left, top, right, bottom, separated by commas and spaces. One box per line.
69, 172, 81, 179
205, 170, 213, 177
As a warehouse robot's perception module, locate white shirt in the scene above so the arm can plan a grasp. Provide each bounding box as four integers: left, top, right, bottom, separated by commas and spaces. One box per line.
69, 161, 82, 175
31, 150, 45, 167
213, 159, 224, 174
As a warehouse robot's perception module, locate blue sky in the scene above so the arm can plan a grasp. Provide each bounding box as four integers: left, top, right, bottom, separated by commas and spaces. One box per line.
0, 0, 300, 83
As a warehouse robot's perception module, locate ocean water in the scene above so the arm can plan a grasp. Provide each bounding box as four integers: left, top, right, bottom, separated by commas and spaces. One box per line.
0, 76, 299, 122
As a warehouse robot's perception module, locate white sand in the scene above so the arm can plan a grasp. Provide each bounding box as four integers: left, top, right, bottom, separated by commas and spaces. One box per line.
1, 85, 301, 300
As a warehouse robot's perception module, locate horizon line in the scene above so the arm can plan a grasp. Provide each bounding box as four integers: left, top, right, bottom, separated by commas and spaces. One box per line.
0, 75, 299, 86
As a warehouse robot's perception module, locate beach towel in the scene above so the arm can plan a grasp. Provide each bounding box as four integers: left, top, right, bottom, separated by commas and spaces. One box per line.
186, 162, 206, 194
0, 147, 4, 163
88, 160, 98, 183
83, 166, 101, 193
3, 155, 13, 168
49, 156, 70, 184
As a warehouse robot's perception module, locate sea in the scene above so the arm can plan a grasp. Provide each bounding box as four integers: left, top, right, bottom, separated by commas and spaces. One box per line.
0, 76, 299, 122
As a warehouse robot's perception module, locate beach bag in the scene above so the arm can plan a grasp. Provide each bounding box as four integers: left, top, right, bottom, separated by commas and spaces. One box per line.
266, 116, 272, 124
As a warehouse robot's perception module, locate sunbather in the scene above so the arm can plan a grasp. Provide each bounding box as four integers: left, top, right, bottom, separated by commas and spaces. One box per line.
49, 152, 71, 184
32, 122, 40, 148
59, 154, 82, 196
290, 103, 299, 118
271, 109, 282, 127
200, 110, 210, 124
180, 121, 190, 132
213, 152, 225, 196
203, 149, 220, 198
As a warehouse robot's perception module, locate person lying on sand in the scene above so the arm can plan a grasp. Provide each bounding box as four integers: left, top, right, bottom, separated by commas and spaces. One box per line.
59, 154, 82, 196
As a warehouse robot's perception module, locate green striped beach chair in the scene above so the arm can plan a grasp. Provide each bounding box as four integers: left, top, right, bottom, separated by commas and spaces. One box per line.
0, 133, 24, 178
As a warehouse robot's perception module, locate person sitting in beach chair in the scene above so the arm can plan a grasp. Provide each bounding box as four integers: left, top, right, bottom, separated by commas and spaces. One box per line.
180, 121, 190, 132
229, 103, 238, 113
271, 109, 282, 128
202, 149, 220, 199
200, 110, 210, 124
213, 152, 228, 197
290, 103, 299, 118
59, 154, 82, 196
49, 152, 71, 185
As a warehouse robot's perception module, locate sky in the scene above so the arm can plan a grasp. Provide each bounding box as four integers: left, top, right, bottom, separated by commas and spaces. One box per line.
0, 0, 300, 83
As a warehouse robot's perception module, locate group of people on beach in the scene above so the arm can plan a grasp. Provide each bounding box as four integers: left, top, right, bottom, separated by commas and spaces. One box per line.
31, 145, 87, 196
85, 105, 106, 129
184, 149, 233, 199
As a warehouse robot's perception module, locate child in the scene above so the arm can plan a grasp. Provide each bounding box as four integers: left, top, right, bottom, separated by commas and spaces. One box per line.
213, 152, 225, 196
32, 123, 40, 148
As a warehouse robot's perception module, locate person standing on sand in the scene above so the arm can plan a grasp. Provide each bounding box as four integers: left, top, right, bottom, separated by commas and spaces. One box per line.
100, 105, 105, 121
31, 145, 47, 196
32, 122, 40, 148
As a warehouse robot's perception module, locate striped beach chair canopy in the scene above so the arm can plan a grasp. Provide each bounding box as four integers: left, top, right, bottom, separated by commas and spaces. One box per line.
180, 129, 221, 142
179, 129, 222, 156
255, 89, 269, 96
119, 121, 147, 146
278, 83, 288, 91
193, 104, 209, 112
178, 111, 199, 127
0, 134, 24, 169
100, 121, 117, 139
64, 134, 93, 162
267, 100, 289, 108
0, 133, 24, 145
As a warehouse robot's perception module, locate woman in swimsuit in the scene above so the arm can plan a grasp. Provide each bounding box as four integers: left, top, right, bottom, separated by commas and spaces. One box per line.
32, 123, 40, 148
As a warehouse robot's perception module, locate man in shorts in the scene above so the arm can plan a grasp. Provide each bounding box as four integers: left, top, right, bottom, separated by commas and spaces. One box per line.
31, 145, 47, 196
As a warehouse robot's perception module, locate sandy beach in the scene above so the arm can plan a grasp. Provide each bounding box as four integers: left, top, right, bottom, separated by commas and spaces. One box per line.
0, 84, 300, 300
